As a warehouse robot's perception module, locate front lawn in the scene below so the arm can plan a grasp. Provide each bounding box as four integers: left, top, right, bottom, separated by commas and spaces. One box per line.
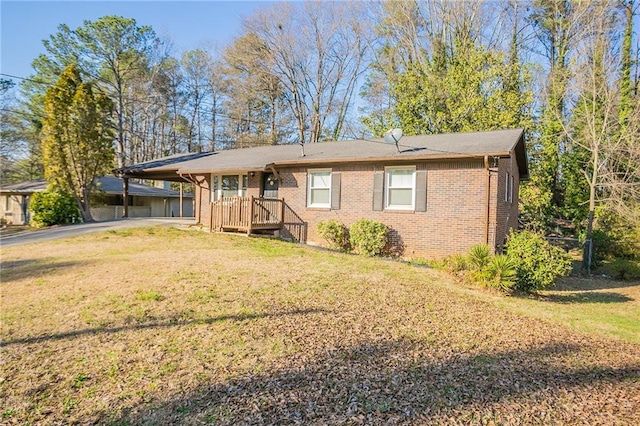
1, 227, 639, 424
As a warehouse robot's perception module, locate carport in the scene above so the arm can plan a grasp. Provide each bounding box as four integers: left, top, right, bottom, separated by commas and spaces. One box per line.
113, 152, 215, 218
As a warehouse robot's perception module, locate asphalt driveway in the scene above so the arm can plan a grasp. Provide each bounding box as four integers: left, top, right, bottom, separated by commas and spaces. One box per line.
0, 217, 197, 248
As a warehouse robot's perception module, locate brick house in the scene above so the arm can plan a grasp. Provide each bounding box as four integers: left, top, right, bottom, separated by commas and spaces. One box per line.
116, 128, 528, 259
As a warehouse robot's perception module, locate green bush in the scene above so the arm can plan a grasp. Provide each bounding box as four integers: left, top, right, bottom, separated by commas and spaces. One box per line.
432, 247, 518, 294
518, 183, 553, 232
316, 220, 349, 251
590, 207, 640, 261
444, 253, 469, 273
483, 255, 518, 292
349, 219, 388, 256
589, 229, 615, 266
598, 259, 640, 281
30, 188, 80, 227
505, 230, 573, 292
467, 244, 491, 271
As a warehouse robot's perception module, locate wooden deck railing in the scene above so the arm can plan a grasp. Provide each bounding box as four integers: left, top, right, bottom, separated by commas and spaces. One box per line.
210, 196, 284, 233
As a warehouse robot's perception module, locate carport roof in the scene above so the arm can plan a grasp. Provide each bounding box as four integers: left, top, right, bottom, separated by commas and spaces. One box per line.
114, 152, 215, 181
1, 176, 193, 198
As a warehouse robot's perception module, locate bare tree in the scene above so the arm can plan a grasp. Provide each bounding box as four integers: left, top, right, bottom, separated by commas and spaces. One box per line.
243, 1, 369, 154
207, 58, 226, 151
563, 1, 639, 268
222, 33, 283, 147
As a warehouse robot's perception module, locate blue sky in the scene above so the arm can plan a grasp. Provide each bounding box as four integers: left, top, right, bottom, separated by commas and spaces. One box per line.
1, 1, 276, 81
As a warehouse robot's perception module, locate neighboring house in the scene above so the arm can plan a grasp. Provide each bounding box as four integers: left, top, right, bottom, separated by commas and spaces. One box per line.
115, 128, 528, 259
0, 176, 194, 225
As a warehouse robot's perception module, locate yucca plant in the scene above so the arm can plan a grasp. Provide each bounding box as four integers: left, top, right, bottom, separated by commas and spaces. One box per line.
467, 244, 491, 271
483, 255, 518, 292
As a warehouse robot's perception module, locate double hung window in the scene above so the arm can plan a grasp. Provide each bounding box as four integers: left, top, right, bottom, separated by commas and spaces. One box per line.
385, 167, 416, 210
211, 174, 248, 201
307, 169, 331, 208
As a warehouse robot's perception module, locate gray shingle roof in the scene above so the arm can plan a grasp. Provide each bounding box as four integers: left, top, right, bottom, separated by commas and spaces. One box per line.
1, 176, 192, 198
0, 179, 47, 194
112, 128, 527, 181
175, 128, 527, 178
114, 151, 215, 181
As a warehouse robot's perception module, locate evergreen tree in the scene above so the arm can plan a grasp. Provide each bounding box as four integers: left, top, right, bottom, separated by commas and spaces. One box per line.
526, 0, 577, 220
27, 16, 159, 168
41, 64, 114, 222
367, 36, 533, 137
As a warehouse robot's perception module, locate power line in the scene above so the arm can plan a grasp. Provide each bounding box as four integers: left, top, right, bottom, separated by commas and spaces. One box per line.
0, 107, 44, 119
1, 72, 348, 136
0, 74, 281, 128
0, 73, 52, 85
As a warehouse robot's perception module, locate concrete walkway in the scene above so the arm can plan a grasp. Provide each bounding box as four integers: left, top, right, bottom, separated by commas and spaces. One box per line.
0, 217, 197, 248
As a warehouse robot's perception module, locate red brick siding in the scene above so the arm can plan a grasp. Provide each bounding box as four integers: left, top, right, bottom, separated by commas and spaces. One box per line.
493, 156, 520, 253
193, 158, 521, 259
247, 173, 261, 198
198, 175, 212, 229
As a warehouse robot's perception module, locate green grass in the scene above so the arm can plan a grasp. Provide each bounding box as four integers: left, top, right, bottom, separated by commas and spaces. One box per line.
489, 277, 640, 344
136, 291, 165, 302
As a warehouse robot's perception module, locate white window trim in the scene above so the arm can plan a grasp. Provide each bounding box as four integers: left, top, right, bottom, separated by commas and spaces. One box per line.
505, 172, 510, 202
211, 173, 247, 202
385, 166, 416, 211
307, 168, 332, 208
510, 175, 514, 203
211, 174, 218, 202
505, 172, 514, 203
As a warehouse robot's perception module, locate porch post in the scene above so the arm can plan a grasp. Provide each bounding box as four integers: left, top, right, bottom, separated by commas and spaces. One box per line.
123, 177, 129, 218
248, 196, 255, 234
210, 202, 214, 232
179, 182, 183, 218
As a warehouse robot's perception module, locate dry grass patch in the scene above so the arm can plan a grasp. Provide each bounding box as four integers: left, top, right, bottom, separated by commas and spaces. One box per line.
1, 227, 639, 425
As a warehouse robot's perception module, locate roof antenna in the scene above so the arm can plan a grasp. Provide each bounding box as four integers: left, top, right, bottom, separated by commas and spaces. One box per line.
384, 128, 403, 153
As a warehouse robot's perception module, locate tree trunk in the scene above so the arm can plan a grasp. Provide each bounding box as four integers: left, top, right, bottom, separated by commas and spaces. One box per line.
80, 186, 94, 223
583, 204, 595, 275
583, 148, 599, 274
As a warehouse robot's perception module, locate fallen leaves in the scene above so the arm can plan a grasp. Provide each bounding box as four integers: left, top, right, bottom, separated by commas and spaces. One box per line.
1, 228, 638, 424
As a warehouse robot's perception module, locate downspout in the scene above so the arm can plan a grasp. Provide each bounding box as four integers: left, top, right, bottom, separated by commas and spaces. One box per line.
484, 156, 490, 245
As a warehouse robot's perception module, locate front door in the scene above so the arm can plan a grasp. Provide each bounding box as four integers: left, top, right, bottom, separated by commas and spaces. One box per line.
262, 173, 279, 198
